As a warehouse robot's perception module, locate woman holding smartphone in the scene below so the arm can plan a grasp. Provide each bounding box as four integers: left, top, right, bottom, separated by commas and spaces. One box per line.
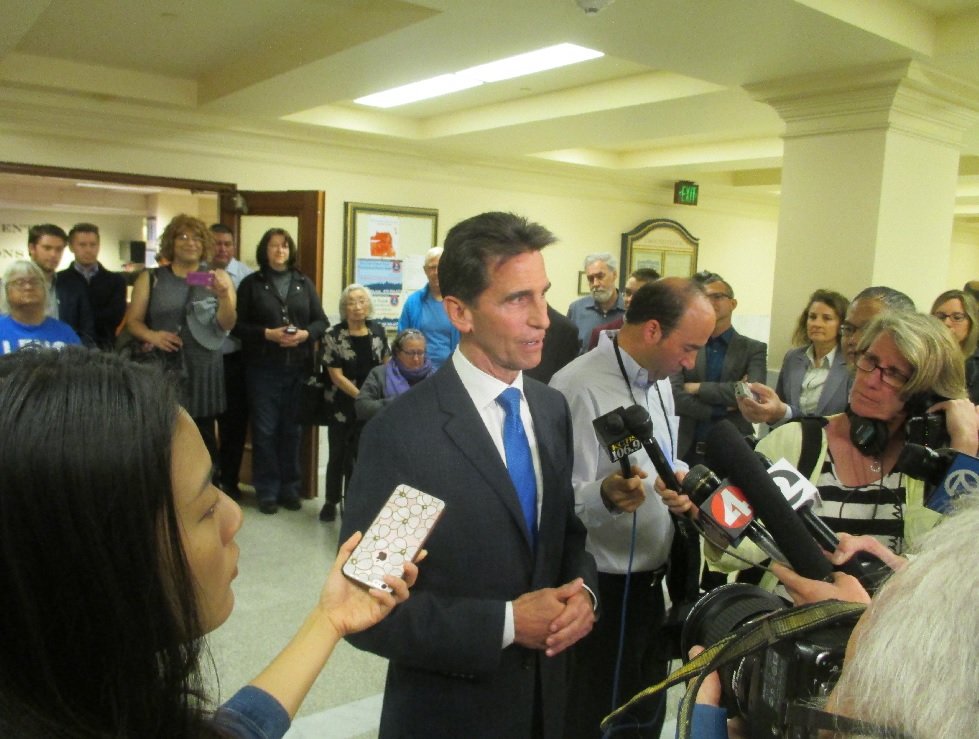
127, 214, 236, 462
234, 228, 329, 515
0, 347, 414, 738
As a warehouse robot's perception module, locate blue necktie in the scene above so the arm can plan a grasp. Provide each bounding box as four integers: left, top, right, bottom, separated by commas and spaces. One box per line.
497, 387, 537, 547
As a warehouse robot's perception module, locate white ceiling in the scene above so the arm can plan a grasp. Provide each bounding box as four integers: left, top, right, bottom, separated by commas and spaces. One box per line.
5, 0, 979, 214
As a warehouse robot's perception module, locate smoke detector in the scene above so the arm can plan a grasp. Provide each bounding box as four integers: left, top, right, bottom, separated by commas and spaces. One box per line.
576, 0, 615, 14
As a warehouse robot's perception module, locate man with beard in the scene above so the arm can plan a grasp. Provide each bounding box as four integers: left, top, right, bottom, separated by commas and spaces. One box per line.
567, 253, 625, 354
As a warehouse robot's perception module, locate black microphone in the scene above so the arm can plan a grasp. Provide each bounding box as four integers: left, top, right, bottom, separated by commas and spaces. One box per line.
706, 420, 833, 581
620, 405, 682, 492
592, 407, 640, 478
681, 464, 785, 561
755, 452, 891, 593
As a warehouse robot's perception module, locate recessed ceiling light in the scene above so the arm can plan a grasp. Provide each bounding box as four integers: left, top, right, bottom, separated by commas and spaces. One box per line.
458, 43, 603, 83
355, 43, 603, 109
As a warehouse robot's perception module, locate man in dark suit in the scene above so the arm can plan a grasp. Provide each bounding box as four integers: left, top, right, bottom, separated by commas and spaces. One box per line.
340, 211, 598, 739
59, 223, 127, 351
525, 304, 579, 384
26, 224, 96, 346
671, 273, 767, 465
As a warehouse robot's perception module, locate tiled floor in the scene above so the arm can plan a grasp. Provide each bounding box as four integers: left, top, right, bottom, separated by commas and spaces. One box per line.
205, 487, 682, 739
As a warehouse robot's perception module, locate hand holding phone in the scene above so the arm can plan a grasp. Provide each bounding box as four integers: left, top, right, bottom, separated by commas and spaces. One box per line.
735, 381, 759, 402
342, 485, 444, 591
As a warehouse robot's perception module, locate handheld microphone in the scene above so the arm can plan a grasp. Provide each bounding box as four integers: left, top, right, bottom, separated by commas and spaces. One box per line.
592, 407, 640, 478
895, 444, 979, 513
681, 465, 785, 561
620, 405, 682, 492
758, 454, 891, 593
706, 421, 833, 581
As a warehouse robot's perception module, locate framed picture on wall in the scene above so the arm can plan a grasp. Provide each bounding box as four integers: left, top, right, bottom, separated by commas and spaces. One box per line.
578, 271, 590, 295
343, 202, 439, 332
620, 219, 699, 281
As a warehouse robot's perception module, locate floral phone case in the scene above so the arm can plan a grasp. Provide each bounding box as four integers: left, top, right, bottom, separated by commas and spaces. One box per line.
342, 484, 444, 592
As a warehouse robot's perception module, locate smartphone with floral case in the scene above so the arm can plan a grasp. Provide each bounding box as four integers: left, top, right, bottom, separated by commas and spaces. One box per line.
342, 484, 444, 592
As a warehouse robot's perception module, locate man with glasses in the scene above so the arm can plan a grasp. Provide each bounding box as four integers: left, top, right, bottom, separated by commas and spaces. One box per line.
398, 246, 459, 370
672, 272, 767, 467
567, 252, 626, 353
0, 260, 81, 354
670, 272, 766, 594
24, 224, 95, 345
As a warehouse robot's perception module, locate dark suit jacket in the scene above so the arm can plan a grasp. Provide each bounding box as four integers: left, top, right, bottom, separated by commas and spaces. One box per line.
58, 264, 126, 350
52, 271, 96, 347
525, 305, 580, 384
775, 344, 852, 419
341, 360, 597, 739
671, 330, 768, 458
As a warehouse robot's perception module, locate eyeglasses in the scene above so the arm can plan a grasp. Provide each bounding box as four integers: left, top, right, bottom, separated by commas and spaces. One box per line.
934, 311, 968, 323
344, 298, 370, 307
6, 278, 43, 290
854, 351, 910, 389
399, 350, 426, 358
840, 322, 860, 337
706, 292, 732, 301
175, 234, 203, 244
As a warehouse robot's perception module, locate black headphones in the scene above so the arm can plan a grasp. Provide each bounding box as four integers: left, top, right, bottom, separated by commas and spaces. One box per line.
846, 393, 937, 457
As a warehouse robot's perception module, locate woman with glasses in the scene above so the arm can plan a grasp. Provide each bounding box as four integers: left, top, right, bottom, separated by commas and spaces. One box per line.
234, 228, 328, 515
666, 312, 977, 568
931, 288, 979, 403
739, 289, 851, 427
127, 215, 236, 464
355, 328, 434, 422
318, 284, 390, 522
0, 260, 81, 354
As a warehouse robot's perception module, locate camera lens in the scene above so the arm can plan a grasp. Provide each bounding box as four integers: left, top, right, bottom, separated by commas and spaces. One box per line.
680, 583, 787, 655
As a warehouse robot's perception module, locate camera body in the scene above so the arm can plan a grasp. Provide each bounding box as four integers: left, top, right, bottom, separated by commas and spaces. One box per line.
682, 584, 854, 738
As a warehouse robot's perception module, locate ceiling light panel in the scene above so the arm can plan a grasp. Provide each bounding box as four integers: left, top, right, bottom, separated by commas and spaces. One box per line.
459, 43, 603, 83
355, 43, 603, 109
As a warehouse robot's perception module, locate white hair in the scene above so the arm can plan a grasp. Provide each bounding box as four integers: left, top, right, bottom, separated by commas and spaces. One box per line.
339, 283, 375, 319
583, 252, 617, 273
1, 260, 48, 312
830, 498, 979, 736
424, 246, 443, 263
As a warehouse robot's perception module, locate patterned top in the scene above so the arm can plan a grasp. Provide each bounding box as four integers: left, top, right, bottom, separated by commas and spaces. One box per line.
815, 448, 907, 554
321, 320, 390, 424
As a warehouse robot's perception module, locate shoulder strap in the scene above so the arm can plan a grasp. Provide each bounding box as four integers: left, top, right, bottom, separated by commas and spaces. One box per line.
797, 416, 829, 480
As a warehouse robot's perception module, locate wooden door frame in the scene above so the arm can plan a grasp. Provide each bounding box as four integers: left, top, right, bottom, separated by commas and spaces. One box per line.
224, 191, 326, 500
1, 162, 326, 500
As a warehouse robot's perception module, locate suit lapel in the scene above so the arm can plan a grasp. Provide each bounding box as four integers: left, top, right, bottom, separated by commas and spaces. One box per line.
721, 332, 744, 380
435, 363, 536, 552
817, 349, 847, 415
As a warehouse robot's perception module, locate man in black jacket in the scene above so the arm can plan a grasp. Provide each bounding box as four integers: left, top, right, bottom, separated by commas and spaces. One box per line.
59, 223, 127, 350
26, 224, 96, 346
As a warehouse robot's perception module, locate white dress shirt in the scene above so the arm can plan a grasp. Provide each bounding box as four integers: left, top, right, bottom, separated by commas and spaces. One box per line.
550, 331, 687, 574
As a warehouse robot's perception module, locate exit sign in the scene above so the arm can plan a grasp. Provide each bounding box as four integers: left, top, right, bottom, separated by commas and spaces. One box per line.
674, 181, 699, 206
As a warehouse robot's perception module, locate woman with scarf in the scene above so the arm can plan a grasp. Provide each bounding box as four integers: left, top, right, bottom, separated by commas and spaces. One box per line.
355, 328, 434, 422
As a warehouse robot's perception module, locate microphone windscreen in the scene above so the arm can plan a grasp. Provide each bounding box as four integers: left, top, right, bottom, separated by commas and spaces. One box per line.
706, 420, 833, 581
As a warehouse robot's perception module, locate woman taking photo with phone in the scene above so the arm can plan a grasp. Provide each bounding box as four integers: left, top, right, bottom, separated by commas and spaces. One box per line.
234, 228, 329, 515
127, 214, 236, 463
0, 347, 414, 738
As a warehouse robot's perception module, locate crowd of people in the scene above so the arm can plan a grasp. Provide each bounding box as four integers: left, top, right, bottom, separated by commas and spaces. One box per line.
1, 211, 977, 738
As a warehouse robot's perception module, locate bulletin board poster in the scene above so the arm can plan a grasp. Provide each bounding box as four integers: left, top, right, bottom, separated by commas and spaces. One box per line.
343, 203, 439, 334
356, 257, 404, 332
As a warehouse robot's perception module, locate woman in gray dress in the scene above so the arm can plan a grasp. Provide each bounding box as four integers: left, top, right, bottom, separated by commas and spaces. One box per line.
127, 214, 236, 462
